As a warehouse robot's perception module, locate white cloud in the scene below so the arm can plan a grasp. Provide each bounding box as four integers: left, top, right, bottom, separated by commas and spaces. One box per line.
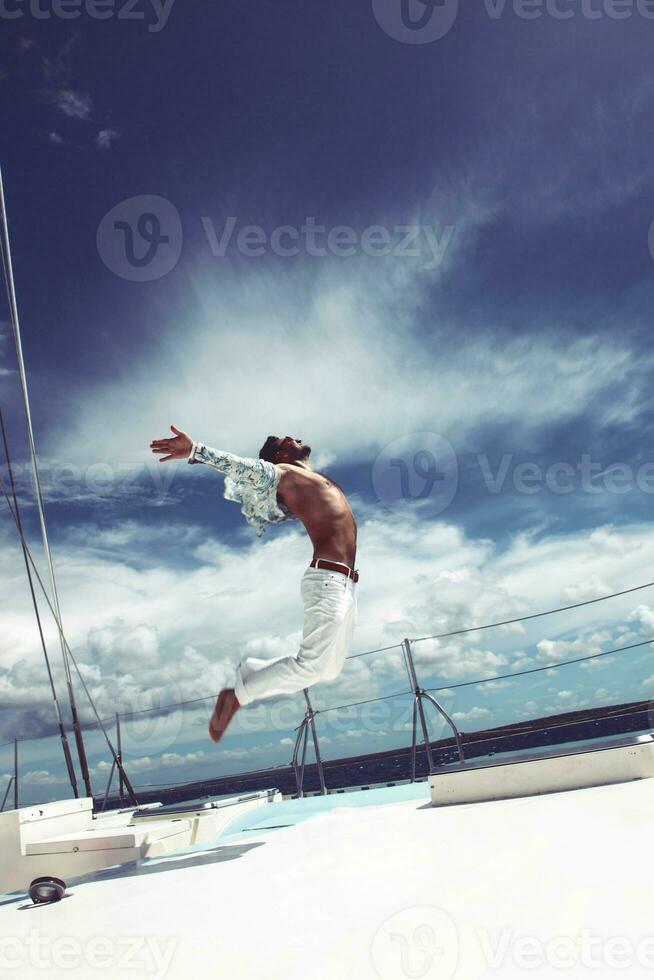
96, 128, 120, 150
87, 622, 159, 672
218, 741, 279, 761
477, 680, 510, 692
159, 750, 208, 767
588, 526, 631, 557
628, 604, 654, 632
20, 770, 66, 785
452, 706, 491, 723
536, 634, 607, 665
578, 657, 616, 672
47, 131, 63, 146
2, 512, 654, 749
47, 89, 91, 119
412, 640, 508, 681
563, 575, 612, 603
43, 259, 654, 469
93, 756, 149, 775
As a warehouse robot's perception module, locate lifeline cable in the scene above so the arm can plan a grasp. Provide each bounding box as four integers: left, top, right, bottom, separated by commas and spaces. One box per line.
411, 580, 654, 644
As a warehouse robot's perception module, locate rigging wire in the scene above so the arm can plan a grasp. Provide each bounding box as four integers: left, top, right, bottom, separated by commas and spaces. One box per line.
346, 642, 404, 660
0, 409, 79, 796
3, 613, 653, 742
315, 690, 414, 715
7, 616, 654, 739
410, 580, 654, 644
0, 477, 139, 805
0, 166, 92, 798
424, 635, 654, 693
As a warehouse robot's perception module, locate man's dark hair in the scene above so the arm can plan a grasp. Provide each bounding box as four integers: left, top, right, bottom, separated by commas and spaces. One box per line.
259, 436, 280, 463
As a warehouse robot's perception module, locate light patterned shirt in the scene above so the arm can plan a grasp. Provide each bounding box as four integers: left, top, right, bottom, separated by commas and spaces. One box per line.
187, 441, 294, 536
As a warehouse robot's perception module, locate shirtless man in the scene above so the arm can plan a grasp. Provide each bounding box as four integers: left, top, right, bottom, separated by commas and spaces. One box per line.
150, 425, 358, 743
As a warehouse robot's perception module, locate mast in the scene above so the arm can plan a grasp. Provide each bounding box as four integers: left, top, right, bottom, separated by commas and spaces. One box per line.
0, 167, 93, 798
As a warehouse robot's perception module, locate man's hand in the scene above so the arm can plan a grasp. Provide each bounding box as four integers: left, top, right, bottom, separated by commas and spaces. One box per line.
150, 424, 193, 462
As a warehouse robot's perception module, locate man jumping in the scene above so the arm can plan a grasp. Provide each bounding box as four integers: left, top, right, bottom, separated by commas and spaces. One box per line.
149, 425, 358, 743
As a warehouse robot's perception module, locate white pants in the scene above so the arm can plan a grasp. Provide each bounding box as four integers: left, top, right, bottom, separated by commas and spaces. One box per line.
233, 566, 357, 706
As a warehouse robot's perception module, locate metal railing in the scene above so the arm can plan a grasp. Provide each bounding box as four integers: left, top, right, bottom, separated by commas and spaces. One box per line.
401, 639, 465, 777
99, 715, 126, 812
3, 596, 654, 807
291, 638, 466, 796
292, 691, 326, 797
0, 740, 18, 811
283, 633, 654, 795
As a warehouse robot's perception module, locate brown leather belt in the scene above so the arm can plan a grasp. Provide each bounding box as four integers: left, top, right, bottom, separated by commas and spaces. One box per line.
310, 558, 359, 582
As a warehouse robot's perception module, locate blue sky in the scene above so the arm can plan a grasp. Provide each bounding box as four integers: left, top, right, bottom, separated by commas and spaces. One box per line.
2, 2, 654, 802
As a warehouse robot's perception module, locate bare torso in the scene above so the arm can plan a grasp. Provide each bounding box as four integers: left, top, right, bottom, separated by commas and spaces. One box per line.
276, 464, 357, 567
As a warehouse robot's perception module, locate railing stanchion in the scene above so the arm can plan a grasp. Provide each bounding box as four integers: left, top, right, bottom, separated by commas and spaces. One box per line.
13, 738, 18, 810
308, 705, 327, 796
292, 712, 308, 796
410, 699, 418, 782
402, 639, 465, 780
100, 759, 117, 812
0, 776, 13, 812
291, 690, 326, 797
116, 714, 125, 806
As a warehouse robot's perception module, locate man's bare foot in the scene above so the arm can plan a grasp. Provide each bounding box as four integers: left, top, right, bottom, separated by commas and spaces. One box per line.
209, 688, 241, 744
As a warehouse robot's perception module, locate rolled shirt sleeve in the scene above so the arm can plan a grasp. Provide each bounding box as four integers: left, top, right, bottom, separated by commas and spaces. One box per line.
185, 441, 289, 536
186, 442, 277, 491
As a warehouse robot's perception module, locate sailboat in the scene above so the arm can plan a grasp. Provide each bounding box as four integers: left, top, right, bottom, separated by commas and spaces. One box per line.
1, 168, 653, 979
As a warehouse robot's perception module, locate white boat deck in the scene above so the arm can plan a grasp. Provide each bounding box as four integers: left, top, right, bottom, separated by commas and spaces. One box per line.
1, 776, 652, 979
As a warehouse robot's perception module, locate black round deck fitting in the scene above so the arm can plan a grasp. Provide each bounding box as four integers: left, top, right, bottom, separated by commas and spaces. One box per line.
28, 876, 67, 904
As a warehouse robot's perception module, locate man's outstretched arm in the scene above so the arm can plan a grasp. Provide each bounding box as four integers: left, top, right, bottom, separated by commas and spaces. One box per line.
149, 425, 276, 490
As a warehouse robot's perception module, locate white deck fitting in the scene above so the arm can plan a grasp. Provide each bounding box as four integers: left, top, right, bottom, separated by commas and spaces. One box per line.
0, 790, 280, 895
429, 732, 654, 805
24, 819, 192, 855
1, 776, 653, 979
